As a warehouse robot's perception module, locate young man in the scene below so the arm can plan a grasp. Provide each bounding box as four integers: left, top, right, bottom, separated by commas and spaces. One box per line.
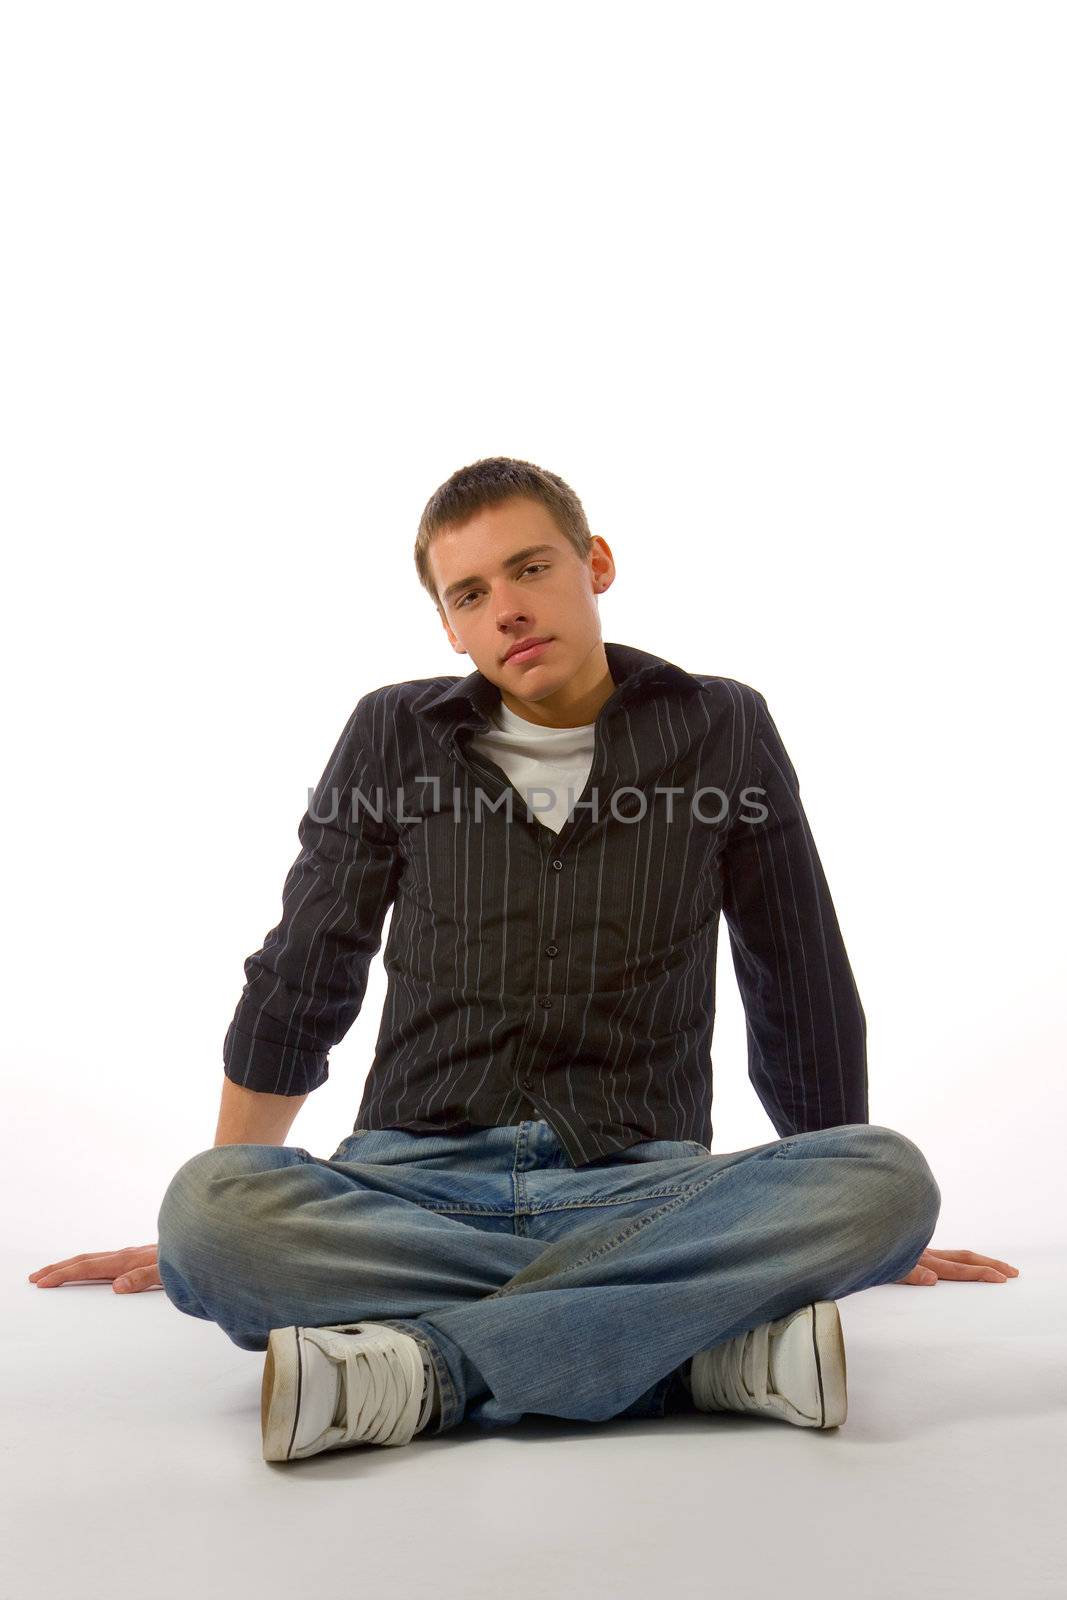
30, 457, 1018, 1460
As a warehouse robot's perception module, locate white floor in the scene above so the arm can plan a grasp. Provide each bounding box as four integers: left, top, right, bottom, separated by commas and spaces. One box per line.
4, 1246, 1062, 1600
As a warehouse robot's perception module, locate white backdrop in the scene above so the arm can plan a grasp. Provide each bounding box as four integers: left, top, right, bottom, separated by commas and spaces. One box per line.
2, 2, 1063, 1276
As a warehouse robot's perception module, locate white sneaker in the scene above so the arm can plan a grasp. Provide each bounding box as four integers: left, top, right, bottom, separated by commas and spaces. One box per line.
261, 1321, 439, 1462
689, 1301, 847, 1429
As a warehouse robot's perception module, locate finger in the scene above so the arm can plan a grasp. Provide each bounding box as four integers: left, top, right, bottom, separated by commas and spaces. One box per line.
33, 1270, 117, 1286
925, 1250, 1020, 1274
924, 1260, 1009, 1281
30, 1251, 122, 1278
114, 1268, 162, 1293
31, 1255, 132, 1285
897, 1266, 938, 1285
28, 1254, 92, 1279
31, 1250, 143, 1285
930, 1251, 1020, 1275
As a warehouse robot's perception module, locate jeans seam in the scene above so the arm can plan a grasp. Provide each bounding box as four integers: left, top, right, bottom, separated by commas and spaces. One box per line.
490, 1162, 737, 1298
413, 1183, 702, 1219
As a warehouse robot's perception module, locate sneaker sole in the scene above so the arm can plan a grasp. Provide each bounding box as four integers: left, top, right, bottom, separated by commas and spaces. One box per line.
811, 1300, 848, 1429
262, 1327, 302, 1461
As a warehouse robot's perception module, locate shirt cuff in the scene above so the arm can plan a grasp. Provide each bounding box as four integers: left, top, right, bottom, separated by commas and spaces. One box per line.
222, 1018, 329, 1097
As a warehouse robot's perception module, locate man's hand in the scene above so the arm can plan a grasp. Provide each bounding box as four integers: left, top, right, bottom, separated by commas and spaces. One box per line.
897, 1247, 1020, 1286
27, 1244, 161, 1294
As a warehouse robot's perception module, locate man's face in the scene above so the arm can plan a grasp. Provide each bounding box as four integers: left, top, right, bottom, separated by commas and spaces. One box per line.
428, 496, 615, 703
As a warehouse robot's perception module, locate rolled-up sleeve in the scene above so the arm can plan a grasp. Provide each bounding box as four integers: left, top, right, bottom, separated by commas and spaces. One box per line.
720, 692, 869, 1136
223, 693, 401, 1097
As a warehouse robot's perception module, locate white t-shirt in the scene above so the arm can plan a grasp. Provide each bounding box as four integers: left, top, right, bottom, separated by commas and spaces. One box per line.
467, 697, 596, 834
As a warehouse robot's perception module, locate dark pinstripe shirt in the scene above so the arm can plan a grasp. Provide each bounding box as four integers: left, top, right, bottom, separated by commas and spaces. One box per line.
223, 641, 869, 1167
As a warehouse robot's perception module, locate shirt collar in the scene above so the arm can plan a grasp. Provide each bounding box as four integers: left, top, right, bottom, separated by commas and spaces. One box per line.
415, 640, 705, 727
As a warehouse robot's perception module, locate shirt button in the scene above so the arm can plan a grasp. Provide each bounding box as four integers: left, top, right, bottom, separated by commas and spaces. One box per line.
551, 859, 563, 870
539, 996, 553, 1009
544, 943, 559, 957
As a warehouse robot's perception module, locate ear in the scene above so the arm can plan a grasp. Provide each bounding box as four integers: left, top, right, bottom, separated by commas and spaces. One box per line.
588, 535, 616, 594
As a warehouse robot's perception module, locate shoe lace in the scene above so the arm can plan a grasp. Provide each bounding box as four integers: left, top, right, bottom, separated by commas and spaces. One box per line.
336, 1337, 424, 1448
701, 1322, 771, 1412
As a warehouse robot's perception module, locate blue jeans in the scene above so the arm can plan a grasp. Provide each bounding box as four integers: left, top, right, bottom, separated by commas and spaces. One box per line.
156, 1119, 940, 1436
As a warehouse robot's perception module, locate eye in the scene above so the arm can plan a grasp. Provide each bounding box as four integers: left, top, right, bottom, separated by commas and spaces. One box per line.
455, 563, 549, 608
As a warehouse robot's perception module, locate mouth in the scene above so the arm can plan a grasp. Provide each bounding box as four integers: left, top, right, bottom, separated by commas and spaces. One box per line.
503, 637, 553, 665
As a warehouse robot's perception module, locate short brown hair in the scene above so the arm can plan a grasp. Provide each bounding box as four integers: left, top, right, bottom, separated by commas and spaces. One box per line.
414, 455, 594, 609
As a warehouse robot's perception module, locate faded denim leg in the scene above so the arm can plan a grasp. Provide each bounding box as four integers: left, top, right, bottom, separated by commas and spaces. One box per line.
156, 1141, 545, 1435
420, 1123, 941, 1430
